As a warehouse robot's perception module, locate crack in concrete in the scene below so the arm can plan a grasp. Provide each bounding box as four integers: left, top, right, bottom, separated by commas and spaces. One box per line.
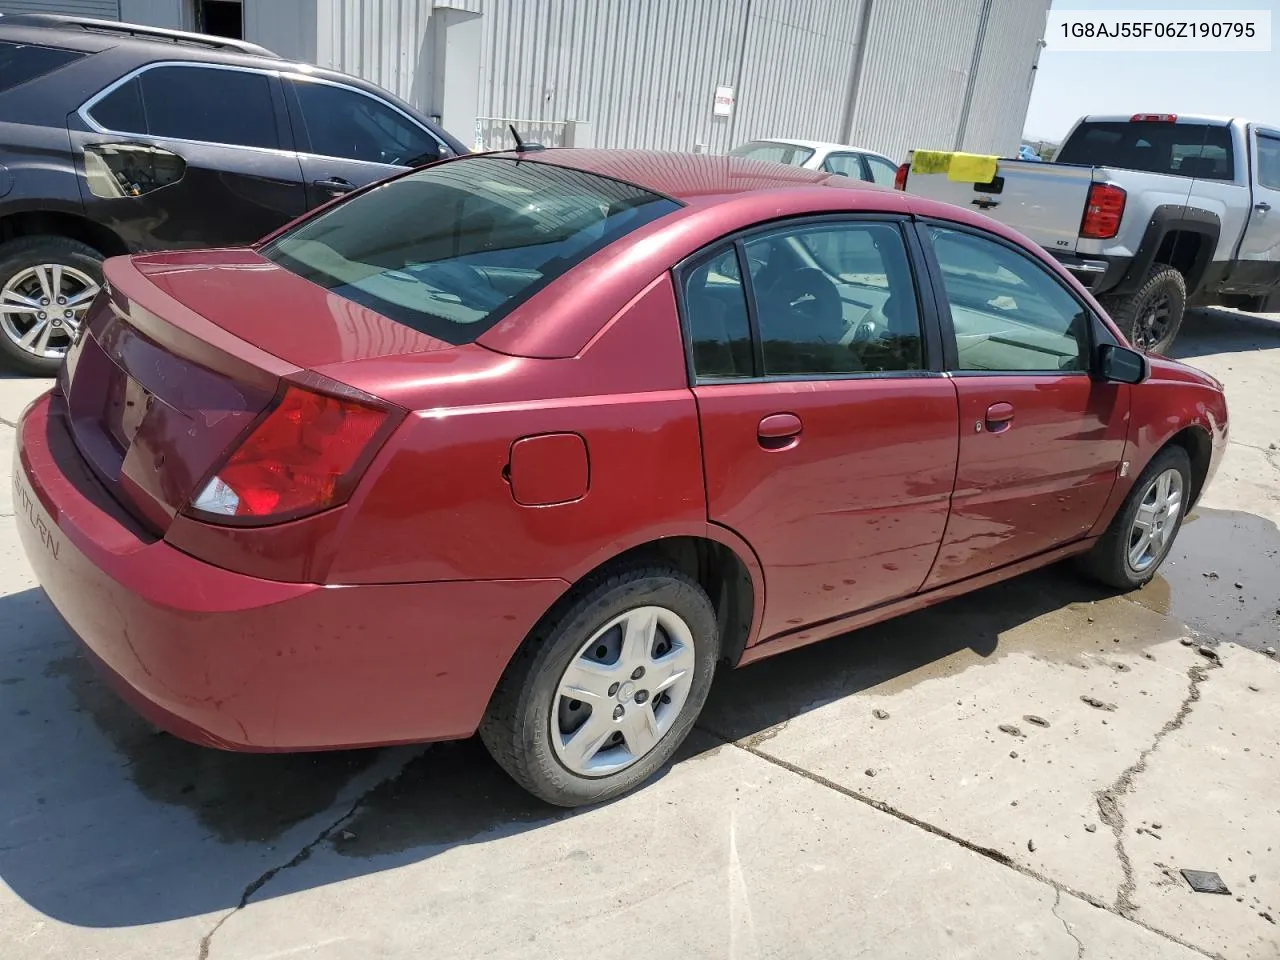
1095, 661, 1212, 917
718, 733, 1219, 960
1052, 889, 1085, 960
195, 776, 389, 960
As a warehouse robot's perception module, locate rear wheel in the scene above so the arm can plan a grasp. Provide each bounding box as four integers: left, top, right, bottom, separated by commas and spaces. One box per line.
479, 564, 719, 807
0, 236, 104, 376
1077, 445, 1191, 590
1101, 263, 1186, 356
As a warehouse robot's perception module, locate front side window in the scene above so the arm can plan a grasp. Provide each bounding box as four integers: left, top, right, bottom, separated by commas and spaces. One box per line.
288, 78, 442, 166
261, 157, 680, 344
822, 153, 864, 179
928, 225, 1089, 373
744, 221, 924, 376
88, 65, 278, 150
0, 40, 84, 93
728, 141, 815, 167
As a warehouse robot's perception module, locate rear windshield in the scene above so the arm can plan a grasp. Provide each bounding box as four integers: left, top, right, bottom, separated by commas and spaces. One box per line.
261, 156, 680, 344
0, 39, 85, 94
729, 141, 816, 167
1056, 121, 1235, 180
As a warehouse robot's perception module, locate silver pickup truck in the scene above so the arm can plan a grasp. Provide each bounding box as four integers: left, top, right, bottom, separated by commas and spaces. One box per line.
900, 114, 1280, 353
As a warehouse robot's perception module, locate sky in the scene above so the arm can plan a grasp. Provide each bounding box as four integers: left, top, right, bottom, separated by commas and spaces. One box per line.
1024, 0, 1280, 142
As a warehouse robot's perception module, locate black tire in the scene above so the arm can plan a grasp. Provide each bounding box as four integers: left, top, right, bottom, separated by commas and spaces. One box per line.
479, 564, 719, 807
0, 235, 105, 376
1101, 263, 1186, 356
1077, 445, 1192, 590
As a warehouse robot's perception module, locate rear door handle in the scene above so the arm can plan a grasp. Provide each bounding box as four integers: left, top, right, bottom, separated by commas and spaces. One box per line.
984, 402, 1015, 433
313, 177, 357, 194
758, 413, 802, 450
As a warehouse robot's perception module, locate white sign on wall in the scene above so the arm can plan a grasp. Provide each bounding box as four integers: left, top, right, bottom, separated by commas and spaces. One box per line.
713, 85, 735, 118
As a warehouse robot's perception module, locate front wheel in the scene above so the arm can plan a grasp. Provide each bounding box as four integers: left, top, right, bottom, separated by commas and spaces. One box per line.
479, 564, 719, 807
1101, 263, 1186, 356
0, 236, 104, 376
1077, 445, 1191, 590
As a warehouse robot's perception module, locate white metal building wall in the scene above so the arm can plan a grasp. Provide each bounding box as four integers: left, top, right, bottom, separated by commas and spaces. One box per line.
961, 0, 1051, 156
0, 0, 119, 17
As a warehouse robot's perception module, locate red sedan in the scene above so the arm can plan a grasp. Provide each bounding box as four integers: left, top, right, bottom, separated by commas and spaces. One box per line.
13, 150, 1227, 806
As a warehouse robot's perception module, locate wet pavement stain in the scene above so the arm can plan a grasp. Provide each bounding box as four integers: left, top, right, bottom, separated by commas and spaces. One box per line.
44, 652, 379, 844
1134, 507, 1280, 653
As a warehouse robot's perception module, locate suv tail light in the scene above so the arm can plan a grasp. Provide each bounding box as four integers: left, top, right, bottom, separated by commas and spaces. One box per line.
1080, 183, 1126, 239
188, 381, 399, 525
894, 162, 909, 191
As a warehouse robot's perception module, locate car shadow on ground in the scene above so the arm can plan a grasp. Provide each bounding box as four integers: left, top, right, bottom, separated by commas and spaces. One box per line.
1171, 307, 1280, 360
0, 563, 1120, 929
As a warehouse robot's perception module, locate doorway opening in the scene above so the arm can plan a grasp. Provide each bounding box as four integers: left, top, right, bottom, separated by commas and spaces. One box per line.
196, 0, 243, 40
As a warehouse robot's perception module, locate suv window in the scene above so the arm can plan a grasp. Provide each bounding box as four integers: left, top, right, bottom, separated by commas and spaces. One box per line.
0, 40, 84, 93
1056, 121, 1235, 180
928, 225, 1089, 373
261, 156, 680, 344
744, 221, 924, 376
287, 78, 442, 166
89, 66, 279, 149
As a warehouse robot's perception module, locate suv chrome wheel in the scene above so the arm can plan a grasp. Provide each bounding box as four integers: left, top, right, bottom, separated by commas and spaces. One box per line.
0, 263, 99, 360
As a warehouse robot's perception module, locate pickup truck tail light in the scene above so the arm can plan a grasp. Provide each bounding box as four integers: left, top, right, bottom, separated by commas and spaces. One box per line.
893, 163, 908, 191
1080, 183, 1127, 240
187, 382, 399, 525
1131, 113, 1176, 123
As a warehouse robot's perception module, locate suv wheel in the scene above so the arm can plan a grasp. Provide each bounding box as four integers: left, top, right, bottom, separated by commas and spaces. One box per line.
1102, 263, 1186, 356
0, 236, 104, 376
479, 563, 719, 807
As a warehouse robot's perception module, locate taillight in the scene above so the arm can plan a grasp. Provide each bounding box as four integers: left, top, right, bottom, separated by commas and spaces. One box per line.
1080, 183, 1126, 240
894, 162, 909, 191
1131, 113, 1176, 123
188, 382, 395, 525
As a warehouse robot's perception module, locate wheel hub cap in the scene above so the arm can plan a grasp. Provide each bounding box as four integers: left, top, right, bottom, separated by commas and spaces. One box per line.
1, 262, 100, 360
550, 605, 696, 778
1127, 467, 1184, 574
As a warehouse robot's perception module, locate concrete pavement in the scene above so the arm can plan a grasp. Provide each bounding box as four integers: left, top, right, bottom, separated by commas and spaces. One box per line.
1, 309, 1278, 960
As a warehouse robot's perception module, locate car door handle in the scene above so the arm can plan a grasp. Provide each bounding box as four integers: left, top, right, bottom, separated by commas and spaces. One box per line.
984, 402, 1015, 433
1255, 201, 1272, 212
313, 177, 357, 194
758, 413, 802, 450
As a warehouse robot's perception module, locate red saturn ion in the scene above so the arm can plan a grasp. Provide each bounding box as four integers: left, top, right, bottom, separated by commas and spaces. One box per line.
14, 150, 1226, 806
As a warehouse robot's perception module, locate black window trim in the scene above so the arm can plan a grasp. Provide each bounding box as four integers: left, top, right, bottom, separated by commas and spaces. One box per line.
78, 60, 294, 155
281, 72, 450, 165
912, 216, 1103, 377
673, 212, 947, 387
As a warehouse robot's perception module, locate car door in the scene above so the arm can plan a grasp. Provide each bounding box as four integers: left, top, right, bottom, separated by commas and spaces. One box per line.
1235, 126, 1280, 292
281, 75, 452, 206
917, 220, 1128, 589
683, 216, 959, 641
71, 62, 309, 250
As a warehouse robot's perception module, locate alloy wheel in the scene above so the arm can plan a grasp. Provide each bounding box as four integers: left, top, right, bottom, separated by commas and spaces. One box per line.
0, 263, 99, 361
1133, 292, 1172, 350
1127, 467, 1184, 573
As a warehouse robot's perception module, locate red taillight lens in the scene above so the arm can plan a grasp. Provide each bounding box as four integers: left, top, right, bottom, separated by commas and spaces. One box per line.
189, 384, 390, 524
1131, 113, 1176, 123
1080, 183, 1126, 240
894, 162, 909, 191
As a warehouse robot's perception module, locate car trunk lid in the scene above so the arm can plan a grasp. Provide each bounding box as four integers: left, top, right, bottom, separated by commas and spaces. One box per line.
60, 250, 447, 534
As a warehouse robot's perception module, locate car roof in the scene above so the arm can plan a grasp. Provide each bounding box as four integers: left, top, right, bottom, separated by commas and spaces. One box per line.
490, 149, 880, 202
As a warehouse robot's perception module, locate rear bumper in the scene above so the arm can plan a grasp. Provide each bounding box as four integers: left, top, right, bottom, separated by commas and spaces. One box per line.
13, 392, 567, 751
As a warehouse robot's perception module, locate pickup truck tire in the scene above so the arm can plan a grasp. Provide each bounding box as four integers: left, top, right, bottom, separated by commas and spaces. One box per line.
1076, 444, 1191, 591
0, 236, 104, 376
1101, 263, 1186, 356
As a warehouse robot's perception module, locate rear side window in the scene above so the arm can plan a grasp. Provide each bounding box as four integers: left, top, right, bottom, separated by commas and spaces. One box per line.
822, 153, 864, 179
0, 40, 84, 94
88, 66, 278, 150
261, 157, 681, 344
728, 141, 815, 167
1056, 121, 1235, 180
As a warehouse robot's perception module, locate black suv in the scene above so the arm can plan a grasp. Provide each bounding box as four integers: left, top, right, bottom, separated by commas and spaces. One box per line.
0, 14, 467, 374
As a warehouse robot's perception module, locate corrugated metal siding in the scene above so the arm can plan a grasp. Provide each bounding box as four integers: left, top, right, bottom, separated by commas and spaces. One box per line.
0, 0, 120, 16
244, 0, 317, 62
846, 0, 985, 163
310, 0, 435, 106
733, 0, 865, 145
960, 0, 1049, 156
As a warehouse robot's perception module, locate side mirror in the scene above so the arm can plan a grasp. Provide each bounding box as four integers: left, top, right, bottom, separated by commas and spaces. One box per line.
1096, 343, 1147, 384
